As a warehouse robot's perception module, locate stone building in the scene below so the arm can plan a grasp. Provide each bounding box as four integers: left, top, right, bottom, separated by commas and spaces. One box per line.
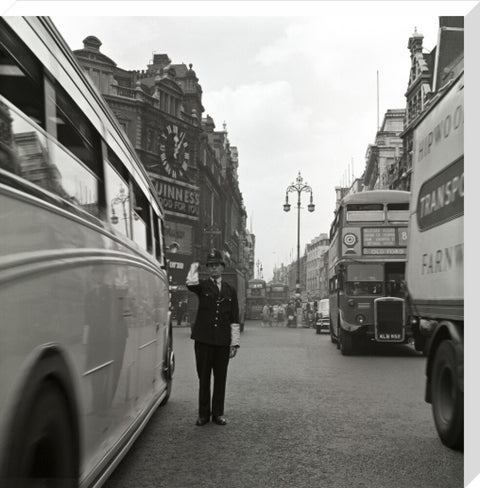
72, 38, 252, 322
305, 233, 329, 301
390, 17, 464, 190
363, 109, 405, 190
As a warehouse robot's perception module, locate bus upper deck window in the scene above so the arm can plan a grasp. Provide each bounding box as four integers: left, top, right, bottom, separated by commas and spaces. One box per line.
387, 203, 409, 222
346, 203, 384, 222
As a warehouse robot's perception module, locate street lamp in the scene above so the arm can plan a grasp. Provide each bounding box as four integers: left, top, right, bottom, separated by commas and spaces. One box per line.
283, 171, 315, 298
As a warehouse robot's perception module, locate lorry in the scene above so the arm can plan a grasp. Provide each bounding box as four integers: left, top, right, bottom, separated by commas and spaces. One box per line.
405, 71, 464, 450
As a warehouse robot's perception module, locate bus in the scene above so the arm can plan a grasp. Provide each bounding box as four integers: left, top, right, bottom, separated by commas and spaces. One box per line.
328, 190, 414, 355
0, 17, 174, 487
246, 278, 267, 320
266, 282, 290, 306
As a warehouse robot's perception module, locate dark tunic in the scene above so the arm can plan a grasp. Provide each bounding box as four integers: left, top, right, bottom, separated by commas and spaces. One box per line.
187, 279, 239, 346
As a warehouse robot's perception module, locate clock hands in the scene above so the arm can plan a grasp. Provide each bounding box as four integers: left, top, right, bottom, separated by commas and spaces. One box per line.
173, 132, 186, 160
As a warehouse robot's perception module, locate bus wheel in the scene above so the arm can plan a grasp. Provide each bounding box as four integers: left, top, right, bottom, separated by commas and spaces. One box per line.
329, 319, 336, 344
339, 328, 355, 356
431, 340, 463, 450
160, 331, 175, 407
6, 381, 77, 488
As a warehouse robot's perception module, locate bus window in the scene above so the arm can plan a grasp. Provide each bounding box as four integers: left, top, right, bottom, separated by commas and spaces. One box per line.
346, 263, 383, 296
131, 180, 150, 252
0, 24, 44, 127
347, 263, 383, 281
153, 214, 161, 261
387, 203, 409, 222
1, 101, 100, 215
46, 79, 101, 176
346, 203, 384, 222
346, 281, 383, 296
106, 162, 131, 238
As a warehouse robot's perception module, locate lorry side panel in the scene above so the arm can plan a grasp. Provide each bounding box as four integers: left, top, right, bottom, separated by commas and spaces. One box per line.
406, 74, 464, 321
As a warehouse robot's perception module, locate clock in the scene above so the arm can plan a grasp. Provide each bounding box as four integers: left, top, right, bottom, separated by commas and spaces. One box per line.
159, 124, 190, 179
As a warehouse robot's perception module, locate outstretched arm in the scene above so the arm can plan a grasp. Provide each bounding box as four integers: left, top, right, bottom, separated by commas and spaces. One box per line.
186, 262, 201, 294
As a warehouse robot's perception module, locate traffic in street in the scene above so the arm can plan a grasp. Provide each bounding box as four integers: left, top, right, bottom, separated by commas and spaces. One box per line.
104, 322, 463, 488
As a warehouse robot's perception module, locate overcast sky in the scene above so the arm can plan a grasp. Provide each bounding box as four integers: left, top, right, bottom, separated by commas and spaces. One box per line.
3, 1, 475, 280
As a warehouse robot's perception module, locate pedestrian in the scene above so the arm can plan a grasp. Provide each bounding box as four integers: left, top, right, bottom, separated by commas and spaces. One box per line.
286, 302, 295, 327
262, 303, 270, 327
277, 304, 285, 326
268, 304, 274, 327
186, 249, 240, 426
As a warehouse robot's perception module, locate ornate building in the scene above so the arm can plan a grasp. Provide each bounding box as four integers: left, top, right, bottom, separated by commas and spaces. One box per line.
390, 17, 464, 190
72, 37, 252, 323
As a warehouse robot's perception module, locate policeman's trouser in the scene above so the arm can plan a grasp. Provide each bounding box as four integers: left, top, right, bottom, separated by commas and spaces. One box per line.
194, 341, 230, 419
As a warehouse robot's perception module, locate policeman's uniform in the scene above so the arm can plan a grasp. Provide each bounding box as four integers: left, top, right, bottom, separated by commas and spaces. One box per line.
186, 250, 240, 423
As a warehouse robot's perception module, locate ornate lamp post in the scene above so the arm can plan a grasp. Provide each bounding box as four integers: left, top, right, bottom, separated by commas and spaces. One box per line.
283, 171, 315, 298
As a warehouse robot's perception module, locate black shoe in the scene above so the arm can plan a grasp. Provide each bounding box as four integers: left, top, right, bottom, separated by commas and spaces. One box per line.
196, 417, 209, 426
212, 415, 227, 425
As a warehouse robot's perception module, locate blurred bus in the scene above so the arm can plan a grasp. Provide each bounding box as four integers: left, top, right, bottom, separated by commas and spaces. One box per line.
266, 282, 289, 306
328, 190, 414, 355
246, 278, 267, 319
0, 16, 174, 488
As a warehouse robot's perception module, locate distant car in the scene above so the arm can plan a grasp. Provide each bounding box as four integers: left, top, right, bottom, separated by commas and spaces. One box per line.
316, 299, 330, 334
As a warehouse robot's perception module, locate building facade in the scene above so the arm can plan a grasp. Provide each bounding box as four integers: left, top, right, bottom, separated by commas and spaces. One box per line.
363, 109, 405, 190
72, 38, 252, 323
390, 17, 464, 190
305, 233, 329, 301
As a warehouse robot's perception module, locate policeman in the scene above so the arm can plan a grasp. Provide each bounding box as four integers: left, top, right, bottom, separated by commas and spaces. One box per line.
186, 249, 240, 426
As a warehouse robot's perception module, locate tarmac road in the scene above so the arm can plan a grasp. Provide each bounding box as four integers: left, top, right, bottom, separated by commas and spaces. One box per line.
104, 321, 463, 488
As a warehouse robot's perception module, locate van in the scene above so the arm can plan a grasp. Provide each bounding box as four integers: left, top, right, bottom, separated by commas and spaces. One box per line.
316, 299, 330, 334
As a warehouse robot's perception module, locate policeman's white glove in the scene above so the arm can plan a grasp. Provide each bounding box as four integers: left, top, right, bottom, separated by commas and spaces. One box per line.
186, 261, 200, 285
230, 323, 240, 359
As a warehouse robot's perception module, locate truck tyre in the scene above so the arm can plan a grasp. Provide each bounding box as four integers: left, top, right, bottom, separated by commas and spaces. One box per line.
431, 340, 463, 450
5, 380, 77, 488
339, 328, 355, 356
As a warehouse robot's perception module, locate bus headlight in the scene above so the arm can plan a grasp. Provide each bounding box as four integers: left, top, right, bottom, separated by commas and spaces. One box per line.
348, 299, 355, 307
356, 314, 366, 324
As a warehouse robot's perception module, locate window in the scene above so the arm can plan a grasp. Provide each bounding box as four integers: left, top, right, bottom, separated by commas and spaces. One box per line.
0, 23, 44, 127
153, 215, 161, 262
105, 162, 131, 238
47, 79, 101, 175
346, 203, 384, 222
131, 180, 150, 252
387, 202, 409, 222
347, 264, 383, 281
0, 99, 100, 216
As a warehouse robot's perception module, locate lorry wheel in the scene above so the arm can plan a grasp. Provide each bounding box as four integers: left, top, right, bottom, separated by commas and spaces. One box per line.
339, 328, 355, 356
431, 340, 463, 450
6, 380, 77, 488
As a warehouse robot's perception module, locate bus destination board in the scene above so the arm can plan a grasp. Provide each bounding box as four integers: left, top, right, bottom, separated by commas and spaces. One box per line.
363, 228, 396, 247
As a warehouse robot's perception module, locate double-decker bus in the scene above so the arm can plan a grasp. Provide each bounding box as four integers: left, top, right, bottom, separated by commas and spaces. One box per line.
328, 190, 414, 355
266, 282, 290, 306
246, 278, 267, 319
0, 17, 174, 487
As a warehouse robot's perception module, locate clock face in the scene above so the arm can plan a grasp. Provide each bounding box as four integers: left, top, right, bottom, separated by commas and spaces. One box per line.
159, 124, 190, 179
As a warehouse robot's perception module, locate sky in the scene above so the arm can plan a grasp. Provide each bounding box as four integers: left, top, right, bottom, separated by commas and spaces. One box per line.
2, 1, 475, 283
